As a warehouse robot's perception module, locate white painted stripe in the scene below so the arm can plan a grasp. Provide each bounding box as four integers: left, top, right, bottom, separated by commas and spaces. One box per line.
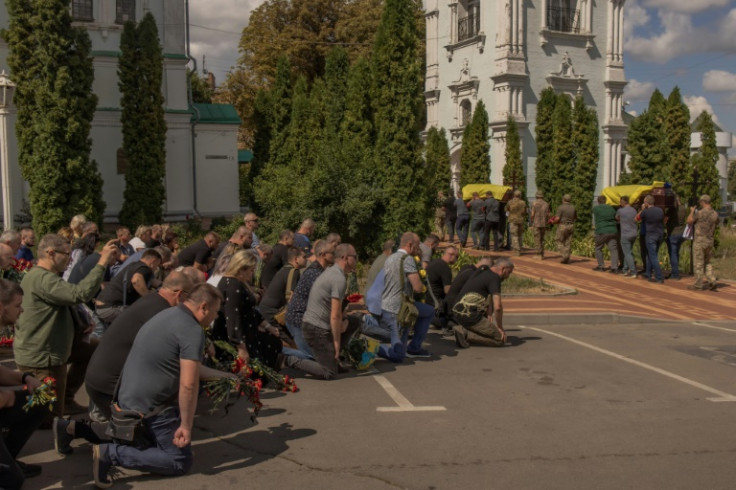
693, 321, 736, 334
374, 375, 446, 412
522, 326, 736, 403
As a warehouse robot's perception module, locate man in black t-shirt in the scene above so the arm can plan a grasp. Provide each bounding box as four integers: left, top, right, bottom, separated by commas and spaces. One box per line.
95, 249, 162, 325
426, 246, 458, 331
258, 247, 306, 323
261, 229, 295, 289
452, 258, 514, 348
177, 232, 220, 272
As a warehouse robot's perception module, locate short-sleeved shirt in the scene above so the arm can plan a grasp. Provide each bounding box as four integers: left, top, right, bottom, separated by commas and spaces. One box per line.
96, 261, 153, 306
469, 198, 485, 221
506, 198, 527, 224
259, 265, 300, 322
455, 198, 469, 217
426, 258, 452, 300
177, 239, 213, 267
443, 196, 457, 219
381, 250, 419, 314
261, 243, 289, 288
693, 207, 718, 240
301, 265, 347, 330
419, 243, 433, 264
286, 261, 325, 328
293, 233, 311, 255
445, 264, 476, 310
593, 204, 618, 235
616, 206, 638, 238
85, 293, 171, 396
640, 206, 665, 238
484, 197, 500, 222
531, 199, 550, 227
118, 305, 205, 413
556, 202, 576, 225
452, 267, 501, 327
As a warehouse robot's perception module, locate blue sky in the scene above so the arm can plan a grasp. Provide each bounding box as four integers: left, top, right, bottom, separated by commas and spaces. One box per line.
189, 1, 736, 153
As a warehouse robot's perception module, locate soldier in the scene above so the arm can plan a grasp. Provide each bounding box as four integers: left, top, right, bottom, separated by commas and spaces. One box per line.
529, 190, 550, 260
687, 194, 719, 291
506, 190, 527, 256
553, 194, 576, 264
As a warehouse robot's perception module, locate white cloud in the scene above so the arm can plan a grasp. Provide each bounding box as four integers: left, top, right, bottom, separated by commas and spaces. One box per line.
188, 0, 265, 80
641, 0, 731, 14
624, 79, 656, 102
623, 0, 651, 40
684, 95, 722, 125
624, 10, 702, 62
703, 70, 736, 92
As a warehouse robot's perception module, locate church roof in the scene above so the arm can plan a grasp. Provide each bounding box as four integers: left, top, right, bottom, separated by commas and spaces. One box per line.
191, 103, 241, 125
690, 111, 723, 132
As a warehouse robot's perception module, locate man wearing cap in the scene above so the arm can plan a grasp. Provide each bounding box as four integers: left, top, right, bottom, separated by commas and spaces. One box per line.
530, 190, 550, 259
687, 194, 719, 290
553, 194, 576, 264
506, 190, 527, 256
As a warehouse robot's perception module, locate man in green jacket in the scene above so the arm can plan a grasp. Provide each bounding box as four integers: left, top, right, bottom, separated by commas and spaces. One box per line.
13, 233, 118, 418
592, 195, 620, 272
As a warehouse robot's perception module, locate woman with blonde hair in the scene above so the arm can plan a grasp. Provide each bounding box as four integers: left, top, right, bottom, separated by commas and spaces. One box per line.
69, 215, 87, 240
206, 242, 241, 287
213, 250, 282, 370
128, 225, 151, 252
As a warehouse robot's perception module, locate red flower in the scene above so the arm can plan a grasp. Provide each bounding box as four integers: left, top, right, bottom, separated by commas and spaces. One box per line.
346, 293, 363, 303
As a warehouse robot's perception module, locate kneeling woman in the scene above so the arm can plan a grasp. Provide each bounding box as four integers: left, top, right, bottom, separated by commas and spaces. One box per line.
212, 250, 282, 370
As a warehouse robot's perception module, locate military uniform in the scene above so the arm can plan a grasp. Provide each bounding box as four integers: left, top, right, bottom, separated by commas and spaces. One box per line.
506, 197, 527, 255
692, 207, 719, 289
555, 202, 576, 263
530, 197, 550, 258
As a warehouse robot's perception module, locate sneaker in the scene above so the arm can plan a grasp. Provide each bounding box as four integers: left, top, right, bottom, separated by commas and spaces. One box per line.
93, 445, 113, 489
406, 348, 431, 358
453, 325, 470, 349
592, 266, 605, 271
16, 461, 41, 478
626, 272, 638, 279
53, 417, 74, 455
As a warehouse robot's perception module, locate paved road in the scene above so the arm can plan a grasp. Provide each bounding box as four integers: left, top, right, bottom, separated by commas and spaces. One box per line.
20, 320, 736, 489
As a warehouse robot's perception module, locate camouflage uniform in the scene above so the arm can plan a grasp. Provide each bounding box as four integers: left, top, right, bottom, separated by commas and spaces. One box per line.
692, 207, 719, 288
530, 198, 550, 258
506, 197, 527, 255
555, 202, 577, 263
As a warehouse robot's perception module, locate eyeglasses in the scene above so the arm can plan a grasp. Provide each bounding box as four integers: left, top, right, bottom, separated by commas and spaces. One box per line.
53, 249, 70, 256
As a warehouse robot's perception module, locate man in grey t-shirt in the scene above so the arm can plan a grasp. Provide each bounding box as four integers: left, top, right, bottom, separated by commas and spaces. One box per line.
302, 244, 359, 380
615, 195, 638, 277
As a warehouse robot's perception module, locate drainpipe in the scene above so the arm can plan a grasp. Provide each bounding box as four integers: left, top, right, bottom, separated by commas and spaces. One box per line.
185, 0, 200, 217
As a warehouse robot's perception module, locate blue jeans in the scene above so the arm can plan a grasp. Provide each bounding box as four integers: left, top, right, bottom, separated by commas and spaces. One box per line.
104, 407, 193, 476
620, 234, 637, 274
378, 302, 434, 362
284, 321, 313, 359
471, 220, 484, 247
667, 234, 684, 278
645, 234, 663, 281
456, 216, 469, 246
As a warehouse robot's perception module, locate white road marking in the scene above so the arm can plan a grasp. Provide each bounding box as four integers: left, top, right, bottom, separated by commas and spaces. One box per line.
522, 326, 736, 403
373, 375, 446, 412
693, 321, 736, 334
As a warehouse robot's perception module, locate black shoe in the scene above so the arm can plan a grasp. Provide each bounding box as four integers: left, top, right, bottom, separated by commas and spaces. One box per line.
592, 266, 605, 271
16, 461, 41, 478
93, 445, 113, 489
53, 417, 74, 455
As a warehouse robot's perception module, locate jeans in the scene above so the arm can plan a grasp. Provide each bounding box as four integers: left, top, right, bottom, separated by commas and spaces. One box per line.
483, 221, 500, 250
378, 302, 434, 362
471, 220, 484, 247
0, 390, 47, 490
620, 235, 637, 274
456, 216, 469, 246
104, 407, 193, 476
361, 313, 391, 342
302, 316, 360, 380
645, 234, 663, 281
667, 234, 684, 278
284, 321, 313, 359
446, 217, 456, 243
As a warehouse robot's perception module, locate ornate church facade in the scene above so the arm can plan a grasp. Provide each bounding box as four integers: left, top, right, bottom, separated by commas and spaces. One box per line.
424, 0, 627, 198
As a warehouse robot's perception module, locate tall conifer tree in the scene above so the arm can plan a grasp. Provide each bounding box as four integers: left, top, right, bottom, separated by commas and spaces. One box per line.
425, 127, 452, 198
665, 87, 691, 199
550, 95, 574, 210
502, 116, 525, 199
4, 0, 104, 234
118, 13, 166, 227
571, 97, 599, 236
690, 112, 721, 210
459, 100, 491, 187
535, 87, 556, 199
370, 0, 427, 238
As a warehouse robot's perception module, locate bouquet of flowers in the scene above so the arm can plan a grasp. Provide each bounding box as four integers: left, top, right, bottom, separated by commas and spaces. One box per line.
3, 258, 32, 284
202, 376, 263, 420
23, 376, 57, 413
346, 293, 363, 304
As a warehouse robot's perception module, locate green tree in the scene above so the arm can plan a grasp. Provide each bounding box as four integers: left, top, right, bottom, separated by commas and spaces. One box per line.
4, 0, 104, 235
370, 0, 427, 239
425, 126, 452, 198
626, 90, 669, 184
550, 95, 574, 210
690, 112, 722, 210
246, 89, 272, 211
188, 69, 213, 103
665, 87, 691, 200
535, 87, 557, 199
267, 56, 294, 168
571, 97, 599, 236
118, 13, 167, 227
459, 100, 491, 188
728, 159, 736, 200
502, 116, 525, 198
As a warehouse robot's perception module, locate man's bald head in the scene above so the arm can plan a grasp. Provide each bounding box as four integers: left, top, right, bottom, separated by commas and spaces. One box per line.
0, 243, 14, 270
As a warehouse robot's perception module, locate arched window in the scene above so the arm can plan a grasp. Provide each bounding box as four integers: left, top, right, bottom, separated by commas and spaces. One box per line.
461, 100, 472, 127
116, 0, 136, 24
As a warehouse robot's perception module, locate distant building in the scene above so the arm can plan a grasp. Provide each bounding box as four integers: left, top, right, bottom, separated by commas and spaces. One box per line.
0, 1, 240, 228
424, 0, 627, 198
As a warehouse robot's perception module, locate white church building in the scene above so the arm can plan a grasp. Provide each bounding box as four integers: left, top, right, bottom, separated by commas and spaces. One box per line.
424, 0, 628, 198
0, 0, 240, 229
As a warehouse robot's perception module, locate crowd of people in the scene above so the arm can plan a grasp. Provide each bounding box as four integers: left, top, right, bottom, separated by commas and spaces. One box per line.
0, 211, 517, 489
0, 189, 720, 488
